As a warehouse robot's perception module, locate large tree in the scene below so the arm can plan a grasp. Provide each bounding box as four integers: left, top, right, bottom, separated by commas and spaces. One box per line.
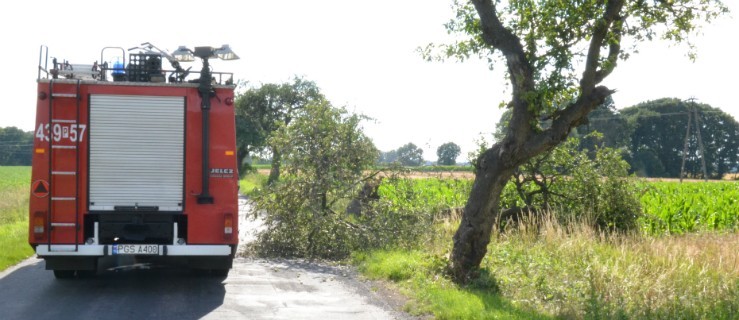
621, 98, 739, 179
437, 142, 462, 165
429, 0, 727, 281
234, 77, 324, 182
396, 143, 424, 166
378, 150, 398, 164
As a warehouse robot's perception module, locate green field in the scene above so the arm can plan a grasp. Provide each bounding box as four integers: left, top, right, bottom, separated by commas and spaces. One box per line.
377, 177, 739, 234
0, 166, 34, 271
640, 181, 739, 234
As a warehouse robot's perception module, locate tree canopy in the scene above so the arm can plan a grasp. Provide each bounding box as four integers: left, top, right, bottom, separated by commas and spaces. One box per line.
396, 143, 425, 166
234, 77, 324, 181
573, 96, 630, 152
437, 142, 462, 165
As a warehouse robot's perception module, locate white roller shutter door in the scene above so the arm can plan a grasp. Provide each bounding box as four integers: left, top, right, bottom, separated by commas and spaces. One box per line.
89, 95, 184, 211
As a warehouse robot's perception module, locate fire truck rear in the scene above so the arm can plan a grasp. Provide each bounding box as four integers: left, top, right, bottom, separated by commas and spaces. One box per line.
29, 44, 240, 278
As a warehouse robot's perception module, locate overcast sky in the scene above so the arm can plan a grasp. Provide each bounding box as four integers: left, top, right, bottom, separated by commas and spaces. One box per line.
1, 0, 737, 162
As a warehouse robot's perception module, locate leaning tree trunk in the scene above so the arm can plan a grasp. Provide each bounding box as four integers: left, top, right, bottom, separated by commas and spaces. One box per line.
268, 148, 282, 185
450, 144, 516, 282
447, 0, 623, 283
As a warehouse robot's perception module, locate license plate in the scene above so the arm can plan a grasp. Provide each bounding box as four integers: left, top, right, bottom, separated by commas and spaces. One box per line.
112, 244, 159, 255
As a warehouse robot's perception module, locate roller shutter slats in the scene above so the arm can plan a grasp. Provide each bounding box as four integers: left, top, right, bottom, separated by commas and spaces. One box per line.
89, 95, 184, 211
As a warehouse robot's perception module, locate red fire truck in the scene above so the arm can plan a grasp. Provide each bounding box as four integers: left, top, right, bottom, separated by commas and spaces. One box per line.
29, 43, 240, 278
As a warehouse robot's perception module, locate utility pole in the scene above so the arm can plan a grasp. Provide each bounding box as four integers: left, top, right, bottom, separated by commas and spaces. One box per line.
679, 108, 692, 183
679, 98, 708, 182
692, 99, 708, 182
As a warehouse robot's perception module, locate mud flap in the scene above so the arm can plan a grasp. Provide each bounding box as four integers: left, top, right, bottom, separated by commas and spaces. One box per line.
45, 257, 97, 271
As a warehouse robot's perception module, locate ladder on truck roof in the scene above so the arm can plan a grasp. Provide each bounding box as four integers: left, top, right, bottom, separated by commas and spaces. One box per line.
47, 79, 81, 252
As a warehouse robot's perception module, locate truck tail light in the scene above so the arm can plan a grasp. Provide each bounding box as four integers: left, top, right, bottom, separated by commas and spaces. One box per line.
33, 211, 46, 239
224, 213, 234, 239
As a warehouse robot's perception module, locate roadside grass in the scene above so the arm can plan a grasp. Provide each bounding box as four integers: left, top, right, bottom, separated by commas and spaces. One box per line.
354, 213, 739, 319
0, 166, 34, 271
353, 250, 551, 319
0, 220, 33, 270
239, 171, 268, 197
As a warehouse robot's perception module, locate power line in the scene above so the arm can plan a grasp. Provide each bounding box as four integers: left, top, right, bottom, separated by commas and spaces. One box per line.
0, 144, 34, 147
588, 110, 727, 122
0, 139, 34, 143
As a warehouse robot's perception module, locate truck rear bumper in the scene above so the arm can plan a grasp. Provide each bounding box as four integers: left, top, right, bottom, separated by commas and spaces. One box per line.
36, 244, 233, 257
36, 221, 234, 257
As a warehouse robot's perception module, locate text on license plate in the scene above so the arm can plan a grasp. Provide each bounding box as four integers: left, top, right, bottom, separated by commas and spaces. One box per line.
112, 244, 159, 255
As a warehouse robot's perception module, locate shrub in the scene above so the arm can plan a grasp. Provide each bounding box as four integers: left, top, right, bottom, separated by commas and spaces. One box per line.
502, 135, 642, 231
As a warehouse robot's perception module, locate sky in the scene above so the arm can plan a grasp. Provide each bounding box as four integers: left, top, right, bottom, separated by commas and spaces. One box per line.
1, 0, 737, 162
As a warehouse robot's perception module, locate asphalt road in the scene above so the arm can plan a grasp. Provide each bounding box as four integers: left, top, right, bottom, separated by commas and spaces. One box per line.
0, 198, 411, 320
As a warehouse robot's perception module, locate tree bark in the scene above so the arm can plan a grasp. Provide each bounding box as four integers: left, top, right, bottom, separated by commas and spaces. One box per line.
450, 144, 517, 282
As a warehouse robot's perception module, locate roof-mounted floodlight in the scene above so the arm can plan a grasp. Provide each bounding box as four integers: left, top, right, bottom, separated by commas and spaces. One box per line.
174, 43, 240, 205
172, 46, 194, 62
193, 46, 217, 59
215, 44, 240, 61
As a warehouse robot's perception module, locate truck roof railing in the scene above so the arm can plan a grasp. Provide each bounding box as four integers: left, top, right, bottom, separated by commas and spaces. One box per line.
38, 44, 235, 85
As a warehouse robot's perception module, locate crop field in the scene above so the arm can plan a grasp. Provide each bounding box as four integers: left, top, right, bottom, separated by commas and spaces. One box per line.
0, 166, 34, 271
377, 177, 738, 233
640, 181, 739, 234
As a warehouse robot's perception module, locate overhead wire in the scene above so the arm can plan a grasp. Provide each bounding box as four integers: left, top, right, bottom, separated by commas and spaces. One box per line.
587, 109, 728, 122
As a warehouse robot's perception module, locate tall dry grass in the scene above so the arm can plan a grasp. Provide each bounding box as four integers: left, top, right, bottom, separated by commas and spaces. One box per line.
430, 211, 738, 319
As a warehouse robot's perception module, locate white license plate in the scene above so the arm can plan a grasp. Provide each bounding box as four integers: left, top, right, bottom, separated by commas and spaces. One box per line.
112, 244, 159, 255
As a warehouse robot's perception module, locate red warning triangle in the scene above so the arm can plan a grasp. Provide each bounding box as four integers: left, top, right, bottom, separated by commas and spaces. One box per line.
32, 180, 49, 198
35, 182, 47, 194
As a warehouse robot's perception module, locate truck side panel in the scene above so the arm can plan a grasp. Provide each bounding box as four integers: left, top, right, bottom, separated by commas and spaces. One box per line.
185, 87, 239, 245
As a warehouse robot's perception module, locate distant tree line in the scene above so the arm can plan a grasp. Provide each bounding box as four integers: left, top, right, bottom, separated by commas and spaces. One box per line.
0, 127, 33, 166
379, 143, 424, 166
377, 142, 464, 166
495, 97, 739, 179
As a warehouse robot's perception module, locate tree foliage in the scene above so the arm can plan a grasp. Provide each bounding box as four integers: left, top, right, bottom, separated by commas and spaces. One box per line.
495, 96, 629, 152
502, 134, 641, 232
396, 143, 424, 166
573, 96, 630, 152
0, 127, 33, 166
378, 150, 398, 164
437, 142, 462, 165
234, 76, 324, 180
621, 98, 739, 179
425, 0, 727, 282
249, 101, 380, 258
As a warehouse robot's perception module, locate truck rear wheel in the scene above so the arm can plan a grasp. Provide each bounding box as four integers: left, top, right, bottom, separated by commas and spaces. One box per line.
211, 268, 230, 277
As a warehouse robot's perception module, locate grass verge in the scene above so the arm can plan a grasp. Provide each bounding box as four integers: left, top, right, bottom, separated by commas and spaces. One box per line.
353, 250, 551, 319
239, 172, 268, 197
0, 166, 33, 271
353, 215, 739, 319
0, 221, 33, 271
